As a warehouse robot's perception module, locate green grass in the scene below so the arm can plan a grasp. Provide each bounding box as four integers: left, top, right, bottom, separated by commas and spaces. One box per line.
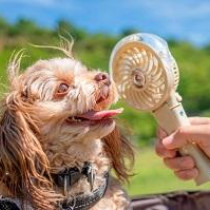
125, 147, 210, 196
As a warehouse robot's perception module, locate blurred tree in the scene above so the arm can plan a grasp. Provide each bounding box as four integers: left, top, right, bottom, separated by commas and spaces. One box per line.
7, 18, 37, 36
7, 18, 54, 42
56, 19, 87, 40
0, 17, 9, 35
203, 44, 210, 54
167, 38, 179, 47
120, 28, 139, 37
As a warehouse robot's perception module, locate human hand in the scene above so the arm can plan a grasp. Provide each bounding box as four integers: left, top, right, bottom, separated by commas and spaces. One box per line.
156, 117, 210, 180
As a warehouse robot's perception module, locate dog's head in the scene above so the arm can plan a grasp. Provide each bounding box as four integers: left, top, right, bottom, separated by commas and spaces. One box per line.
21, 58, 120, 144
0, 49, 133, 209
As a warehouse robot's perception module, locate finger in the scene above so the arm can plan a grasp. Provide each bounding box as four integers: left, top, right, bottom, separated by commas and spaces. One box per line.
163, 156, 195, 171
156, 127, 167, 139
174, 168, 198, 180
156, 128, 176, 158
155, 138, 177, 158
189, 117, 210, 125
162, 124, 210, 156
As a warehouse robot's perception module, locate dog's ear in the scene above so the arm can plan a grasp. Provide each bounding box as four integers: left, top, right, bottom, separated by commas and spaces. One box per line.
103, 126, 135, 183
0, 92, 61, 209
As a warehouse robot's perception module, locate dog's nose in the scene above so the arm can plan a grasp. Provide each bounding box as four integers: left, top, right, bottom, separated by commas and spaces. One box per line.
94, 73, 111, 86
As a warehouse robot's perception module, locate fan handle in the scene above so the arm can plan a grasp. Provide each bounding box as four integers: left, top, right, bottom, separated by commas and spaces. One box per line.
153, 92, 210, 185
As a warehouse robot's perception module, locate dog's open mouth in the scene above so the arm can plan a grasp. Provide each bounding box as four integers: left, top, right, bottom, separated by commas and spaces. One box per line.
66, 108, 123, 124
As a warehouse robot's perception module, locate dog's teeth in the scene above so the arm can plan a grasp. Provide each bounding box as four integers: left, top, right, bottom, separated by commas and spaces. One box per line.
68, 116, 82, 122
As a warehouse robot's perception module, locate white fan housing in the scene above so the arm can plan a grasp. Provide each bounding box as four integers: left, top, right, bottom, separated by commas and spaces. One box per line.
109, 33, 179, 111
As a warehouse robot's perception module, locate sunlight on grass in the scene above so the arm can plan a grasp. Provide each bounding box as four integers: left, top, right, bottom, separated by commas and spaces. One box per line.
126, 147, 210, 196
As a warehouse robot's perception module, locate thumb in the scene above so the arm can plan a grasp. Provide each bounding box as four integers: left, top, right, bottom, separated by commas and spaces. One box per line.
162, 125, 210, 158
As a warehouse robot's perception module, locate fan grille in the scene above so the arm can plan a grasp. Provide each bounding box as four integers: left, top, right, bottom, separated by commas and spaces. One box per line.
111, 42, 171, 111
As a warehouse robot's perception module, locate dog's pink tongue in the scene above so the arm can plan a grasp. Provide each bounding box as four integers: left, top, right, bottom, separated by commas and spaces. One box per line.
78, 108, 123, 120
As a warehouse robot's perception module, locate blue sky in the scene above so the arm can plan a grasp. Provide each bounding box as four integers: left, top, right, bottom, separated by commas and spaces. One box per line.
0, 0, 210, 46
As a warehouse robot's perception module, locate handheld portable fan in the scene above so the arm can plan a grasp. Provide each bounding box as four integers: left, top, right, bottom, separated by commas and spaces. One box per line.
109, 33, 210, 185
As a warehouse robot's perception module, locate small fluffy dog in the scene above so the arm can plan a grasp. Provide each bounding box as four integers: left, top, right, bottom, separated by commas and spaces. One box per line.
0, 41, 134, 210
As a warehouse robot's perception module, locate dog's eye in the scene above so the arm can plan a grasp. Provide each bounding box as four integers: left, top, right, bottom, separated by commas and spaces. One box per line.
57, 83, 69, 94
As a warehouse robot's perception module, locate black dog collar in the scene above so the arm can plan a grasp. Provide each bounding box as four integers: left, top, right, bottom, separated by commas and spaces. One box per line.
51, 162, 96, 195
0, 197, 20, 210
51, 162, 110, 209
61, 173, 109, 210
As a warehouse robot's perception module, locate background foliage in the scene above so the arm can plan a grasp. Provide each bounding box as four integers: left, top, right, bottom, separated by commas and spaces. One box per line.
1, 16, 210, 147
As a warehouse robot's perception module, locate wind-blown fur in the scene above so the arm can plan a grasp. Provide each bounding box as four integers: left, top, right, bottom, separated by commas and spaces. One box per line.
0, 40, 134, 210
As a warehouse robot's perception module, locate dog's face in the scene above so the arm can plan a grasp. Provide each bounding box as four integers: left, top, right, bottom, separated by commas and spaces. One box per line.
19, 58, 120, 145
